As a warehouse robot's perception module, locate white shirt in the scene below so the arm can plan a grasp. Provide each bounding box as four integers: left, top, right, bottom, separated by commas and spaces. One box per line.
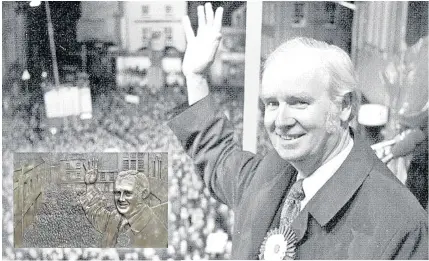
297, 138, 354, 211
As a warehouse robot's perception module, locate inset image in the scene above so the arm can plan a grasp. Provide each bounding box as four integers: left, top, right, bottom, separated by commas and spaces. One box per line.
13, 152, 168, 248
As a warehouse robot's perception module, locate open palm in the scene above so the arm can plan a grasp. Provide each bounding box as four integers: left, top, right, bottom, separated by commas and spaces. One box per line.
182, 3, 223, 76
83, 158, 98, 184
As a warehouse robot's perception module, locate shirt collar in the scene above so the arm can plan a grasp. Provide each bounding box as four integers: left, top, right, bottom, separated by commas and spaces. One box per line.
298, 138, 354, 210
294, 130, 377, 227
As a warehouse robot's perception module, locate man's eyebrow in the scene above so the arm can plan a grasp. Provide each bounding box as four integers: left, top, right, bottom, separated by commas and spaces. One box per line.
260, 92, 315, 101
286, 93, 315, 102
260, 92, 275, 100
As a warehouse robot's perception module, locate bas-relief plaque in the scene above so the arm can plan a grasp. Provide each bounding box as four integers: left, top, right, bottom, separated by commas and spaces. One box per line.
13, 152, 168, 248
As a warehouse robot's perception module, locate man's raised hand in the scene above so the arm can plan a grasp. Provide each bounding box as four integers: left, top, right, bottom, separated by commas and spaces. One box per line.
83, 158, 98, 184
182, 3, 223, 77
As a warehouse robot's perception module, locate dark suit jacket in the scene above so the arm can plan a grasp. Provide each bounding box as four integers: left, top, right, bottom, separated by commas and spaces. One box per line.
168, 95, 428, 259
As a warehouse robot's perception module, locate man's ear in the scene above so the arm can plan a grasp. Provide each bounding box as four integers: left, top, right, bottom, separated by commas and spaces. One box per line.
141, 188, 150, 199
340, 92, 353, 122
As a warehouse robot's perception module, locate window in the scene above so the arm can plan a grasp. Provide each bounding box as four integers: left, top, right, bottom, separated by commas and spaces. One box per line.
292, 2, 306, 26
130, 160, 137, 170
138, 153, 145, 172
100, 172, 105, 181
76, 172, 81, 180
122, 158, 129, 170
325, 2, 336, 25
152, 31, 162, 40
109, 172, 115, 181
142, 5, 149, 16
152, 159, 157, 178
66, 171, 72, 180
165, 27, 173, 42
165, 5, 172, 14
66, 163, 70, 169
143, 28, 150, 41
76, 162, 81, 169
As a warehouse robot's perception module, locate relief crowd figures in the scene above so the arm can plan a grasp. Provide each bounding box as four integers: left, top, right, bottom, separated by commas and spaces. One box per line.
13, 152, 167, 248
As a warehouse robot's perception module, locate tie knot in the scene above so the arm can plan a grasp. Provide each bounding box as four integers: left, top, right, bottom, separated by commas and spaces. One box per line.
289, 178, 305, 201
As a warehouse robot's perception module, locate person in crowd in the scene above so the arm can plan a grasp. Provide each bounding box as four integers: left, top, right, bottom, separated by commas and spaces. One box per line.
168, 3, 428, 259
79, 159, 167, 247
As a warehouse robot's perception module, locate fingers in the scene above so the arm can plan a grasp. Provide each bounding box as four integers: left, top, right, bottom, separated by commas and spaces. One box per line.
182, 16, 195, 41
86, 158, 98, 170
205, 3, 214, 26
213, 7, 224, 33
197, 5, 205, 35
194, 4, 223, 36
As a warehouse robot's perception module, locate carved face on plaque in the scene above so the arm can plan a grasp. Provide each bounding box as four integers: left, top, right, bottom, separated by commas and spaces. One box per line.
114, 172, 149, 216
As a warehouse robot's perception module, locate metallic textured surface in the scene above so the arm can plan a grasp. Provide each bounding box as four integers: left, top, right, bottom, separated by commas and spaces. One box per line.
14, 153, 168, 248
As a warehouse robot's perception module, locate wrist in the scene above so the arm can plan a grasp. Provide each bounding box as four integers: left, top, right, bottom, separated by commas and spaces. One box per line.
185, 74, 210, 106
86, 184, 95, 191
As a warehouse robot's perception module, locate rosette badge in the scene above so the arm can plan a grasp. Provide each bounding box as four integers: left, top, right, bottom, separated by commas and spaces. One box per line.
259, 226, 297, 260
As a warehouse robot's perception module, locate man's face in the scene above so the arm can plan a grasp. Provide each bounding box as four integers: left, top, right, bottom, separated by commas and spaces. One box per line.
261, 55, 342, 166
114, 176, 140, 216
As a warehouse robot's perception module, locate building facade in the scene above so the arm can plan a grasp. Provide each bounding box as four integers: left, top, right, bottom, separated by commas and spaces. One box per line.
121, 2, 187, 52
77, 1, 187, 53
261, 1, 353, 59
59, 153, 119, 192
14, 155, 51, 247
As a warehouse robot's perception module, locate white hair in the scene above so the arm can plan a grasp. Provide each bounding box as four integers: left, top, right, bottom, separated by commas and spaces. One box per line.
263, 37, 361, 123
116, 170, 150, 199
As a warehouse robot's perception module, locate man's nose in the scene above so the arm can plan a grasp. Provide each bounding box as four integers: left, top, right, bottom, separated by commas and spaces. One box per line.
275, 104, 296, 127
119, 192, 125, 201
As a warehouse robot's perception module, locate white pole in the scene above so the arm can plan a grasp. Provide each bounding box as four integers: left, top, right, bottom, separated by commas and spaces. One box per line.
45, 1, 60, 86
242, 1, 263, 153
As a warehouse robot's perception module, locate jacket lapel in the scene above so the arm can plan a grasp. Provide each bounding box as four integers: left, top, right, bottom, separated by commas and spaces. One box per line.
246, 151, 296, 259
304, 133, 376, 227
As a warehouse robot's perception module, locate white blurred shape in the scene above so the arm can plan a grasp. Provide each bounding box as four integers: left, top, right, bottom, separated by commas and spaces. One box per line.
144, 248, 155, 256
22, 69, 31, 80
162, 57, 182, 73
29, 0, 41, 7
49, 127, 57, 135
44, 89, 61, 118
79, 87, 92, 115
125, 94, 140, 104
80, 112, 92, 120
205, 230, 228, 254
358, 104, 389, 126
69, 87, 80, 115
180, 240, 187, 256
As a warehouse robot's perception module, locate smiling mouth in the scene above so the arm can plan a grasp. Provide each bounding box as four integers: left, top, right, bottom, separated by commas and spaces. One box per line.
117, 203, 129, 208
276, 133, 306, 141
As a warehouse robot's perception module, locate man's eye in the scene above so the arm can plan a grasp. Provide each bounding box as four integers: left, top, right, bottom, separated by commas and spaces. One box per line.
265, 101, 279, 109
125, 192, 132, 196
291, 101, 309, 108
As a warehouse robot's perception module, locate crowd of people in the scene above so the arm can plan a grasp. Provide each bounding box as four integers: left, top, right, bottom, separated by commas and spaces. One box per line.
2, 78, 266, 259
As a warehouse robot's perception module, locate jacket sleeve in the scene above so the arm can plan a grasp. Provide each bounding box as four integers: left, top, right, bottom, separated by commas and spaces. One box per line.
168, 95, 263, 208
79, 185, 113, 234
380, 219, 428, 259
